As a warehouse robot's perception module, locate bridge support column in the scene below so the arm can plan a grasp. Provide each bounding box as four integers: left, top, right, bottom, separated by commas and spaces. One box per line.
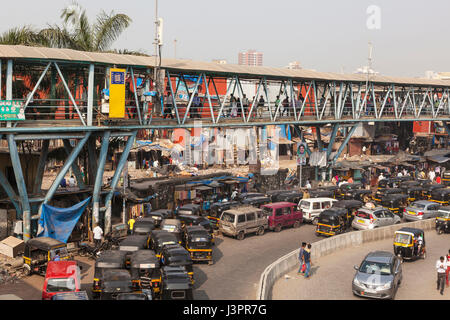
104, 131, 137, 235
33, 140, 49, 194
7, 134, 31, 241
331, 123, 359, 165
40, 133, 91, 213
92, 131, 111, 229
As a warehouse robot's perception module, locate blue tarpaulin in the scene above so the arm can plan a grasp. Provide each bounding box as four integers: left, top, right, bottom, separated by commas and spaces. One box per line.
38, 197, 91, 243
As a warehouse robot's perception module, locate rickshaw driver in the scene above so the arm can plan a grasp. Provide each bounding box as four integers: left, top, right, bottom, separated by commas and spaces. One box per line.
417, 233, 424, 256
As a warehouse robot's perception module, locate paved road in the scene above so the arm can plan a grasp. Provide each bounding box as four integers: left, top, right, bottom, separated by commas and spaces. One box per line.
272, 232, 450, 300
0, 224, 318, 300
192, 224, 317, 300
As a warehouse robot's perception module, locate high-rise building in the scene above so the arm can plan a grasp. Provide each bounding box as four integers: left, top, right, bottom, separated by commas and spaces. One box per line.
212, 59, 227, 64
238, 50, 263, 66
286, 61, 301, 70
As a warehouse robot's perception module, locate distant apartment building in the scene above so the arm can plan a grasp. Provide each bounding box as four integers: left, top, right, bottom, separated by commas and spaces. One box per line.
425, 71, 450, 80
238, 50, 263, 66
286, 61, 301, 70
212, 59, 227, 64
354, 66, 379, 75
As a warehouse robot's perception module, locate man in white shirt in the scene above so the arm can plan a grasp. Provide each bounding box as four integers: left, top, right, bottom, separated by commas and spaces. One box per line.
397, 172, 403, 177
436, 256, 447, 295
305, 180, 312, 189
68, 175, 76, 187
231, 189, 238, 200
429, 169, 436, 182
93, 225, 103, 249
378, 173, 385, 182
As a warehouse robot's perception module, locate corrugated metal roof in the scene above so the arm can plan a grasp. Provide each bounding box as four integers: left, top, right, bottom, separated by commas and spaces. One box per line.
1, 44, 450, 87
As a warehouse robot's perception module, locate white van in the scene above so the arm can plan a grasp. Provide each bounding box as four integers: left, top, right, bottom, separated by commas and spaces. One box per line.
297, 197, 337, 225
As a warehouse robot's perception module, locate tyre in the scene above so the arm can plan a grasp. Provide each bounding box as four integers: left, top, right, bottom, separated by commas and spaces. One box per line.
312, 217, 319, 226
236, 231, 245, 241
437, 227, 443, 235
275, 224, 282, 232
293, 221, 301, 228
257, 226, 265, 236
22, 264, 31, 276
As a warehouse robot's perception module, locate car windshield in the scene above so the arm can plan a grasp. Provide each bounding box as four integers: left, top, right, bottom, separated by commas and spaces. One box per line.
439, 211, 450, 219
262, 207, 273, 216
359, 261, 392, 275
162, 225, 177, 232
394, 233, 412, 245
221, 213, 235, 223
299, 201, 310, 210
47, 277, 76, 293
356, 211, 370, 219
410, 203, 426, 210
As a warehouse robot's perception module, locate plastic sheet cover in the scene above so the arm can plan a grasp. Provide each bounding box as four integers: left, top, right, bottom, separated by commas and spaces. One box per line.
38, 197, 91, 243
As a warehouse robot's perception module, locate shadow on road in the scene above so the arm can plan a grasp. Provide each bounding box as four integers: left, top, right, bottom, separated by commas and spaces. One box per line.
193, 266, 208, 289
310, 265, 320, 276
193, 289, 210, 300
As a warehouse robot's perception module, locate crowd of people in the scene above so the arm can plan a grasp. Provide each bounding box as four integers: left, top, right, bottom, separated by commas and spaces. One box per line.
162, 91, 305, 119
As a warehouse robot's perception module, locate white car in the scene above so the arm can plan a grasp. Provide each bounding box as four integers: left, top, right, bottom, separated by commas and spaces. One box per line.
297, 197, 337, 225
352, 207, 401, 230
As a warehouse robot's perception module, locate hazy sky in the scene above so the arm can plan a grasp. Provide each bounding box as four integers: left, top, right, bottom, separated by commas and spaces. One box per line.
2, 0, 450, 77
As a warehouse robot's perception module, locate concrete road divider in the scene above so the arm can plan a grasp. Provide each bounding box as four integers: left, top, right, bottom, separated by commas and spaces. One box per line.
257, 219, 436, 300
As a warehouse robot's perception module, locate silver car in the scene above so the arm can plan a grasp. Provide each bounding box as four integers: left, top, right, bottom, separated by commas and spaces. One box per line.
351, 207, 401, 230
352, 251, 403, 299
404, 200, 441, 221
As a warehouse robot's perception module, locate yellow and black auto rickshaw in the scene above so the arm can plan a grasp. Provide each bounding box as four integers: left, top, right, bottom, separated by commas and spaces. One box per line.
436, 206, 450, 235
393, 227, 426, 261
332, 199, 364, 224
430, 188, 450, 206
422, 184, 445, 200
315, 208, 349, 237
129, 250, 161, 296
404, 186, 425, 204
92, 250, 128, 299
381, 194, 408, 217
442, 172, 450, 186
183, 225, 213, 265
372, 188, 403, 204
22, 237, 71, 276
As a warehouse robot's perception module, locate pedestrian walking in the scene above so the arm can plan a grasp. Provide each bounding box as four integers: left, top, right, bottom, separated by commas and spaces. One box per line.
297, 242, 307, 274
127, 216, 136, 235
446, 249, 450, 287
304, 243, 312, 279
230, 95, 238, 118
242, 94, 249, 117
282, 96, 289, 117
163, 92, 174, 119
93, 224, 103, 249
429, 168, 436, 182
437, 256, 447, 295
257, 96, 265, 118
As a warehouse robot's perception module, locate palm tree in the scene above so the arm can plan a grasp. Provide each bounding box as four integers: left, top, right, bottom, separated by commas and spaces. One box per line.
0, 26, 47, 46
0, 1, 132, 52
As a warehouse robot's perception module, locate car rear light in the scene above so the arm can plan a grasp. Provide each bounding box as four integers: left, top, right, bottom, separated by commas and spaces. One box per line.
403, 209, 406, 213
418, 212, 424, 216
370, 216, 374, 223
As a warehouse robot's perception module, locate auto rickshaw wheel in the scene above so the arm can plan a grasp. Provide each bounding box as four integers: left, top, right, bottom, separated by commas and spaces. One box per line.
437, 227, 443, 235
257, 226, 265, 236
22, 264, 31, 276
237, 231, 245, 241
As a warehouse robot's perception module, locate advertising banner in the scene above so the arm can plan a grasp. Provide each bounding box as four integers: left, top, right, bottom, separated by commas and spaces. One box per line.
109, 68, 126, 118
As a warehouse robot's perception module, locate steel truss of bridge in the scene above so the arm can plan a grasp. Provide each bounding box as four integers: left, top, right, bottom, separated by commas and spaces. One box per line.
0, 45, 449, 241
